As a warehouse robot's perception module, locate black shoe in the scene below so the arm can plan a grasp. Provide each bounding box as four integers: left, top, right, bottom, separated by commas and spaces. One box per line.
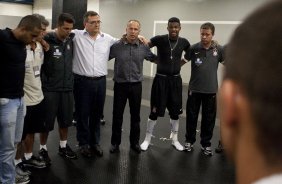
79, 145, 92, 158
100, 119, 106, 125
23, 155, 47, 168
72, 119, 77, 126
91, 145, 103, 157
15, 173, 30, 184
130, 144, 141, 154
215, 141, 224, 153
201, 146, 213, 156
16, 162, 31, 176
59, 144, 78, 159
109, 145, 120, 153
38, 148, 51, 165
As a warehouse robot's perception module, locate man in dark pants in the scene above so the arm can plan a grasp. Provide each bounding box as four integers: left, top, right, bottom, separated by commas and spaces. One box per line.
73, 11, 117, 158
0, 15, 42, 184
184, 22, 225, 156
109, 20, 157, 154
39, 13, 77, 164
140, 17, 190, 151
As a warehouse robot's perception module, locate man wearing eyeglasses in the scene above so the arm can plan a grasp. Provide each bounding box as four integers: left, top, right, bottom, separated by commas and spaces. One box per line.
72, 11, 118, 158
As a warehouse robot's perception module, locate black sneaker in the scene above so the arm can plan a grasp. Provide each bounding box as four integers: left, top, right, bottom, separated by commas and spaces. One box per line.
90, 145, 103, 157
16, 162, 31, 176
130, 144, 141, 154
109, 145, 120, 154
23, 156, 46, 168
15, 173, 30, 184
58, 144, 78, 159
100, 118, 106, 125
38, 148, 51, 165
215, 141, 224, 153
184, 142, 193, 152
79, 145, 92, 158
201, 146, 213, 156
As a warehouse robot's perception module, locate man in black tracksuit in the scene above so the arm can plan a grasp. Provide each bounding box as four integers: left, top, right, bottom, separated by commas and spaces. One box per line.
39, 13, 77, 164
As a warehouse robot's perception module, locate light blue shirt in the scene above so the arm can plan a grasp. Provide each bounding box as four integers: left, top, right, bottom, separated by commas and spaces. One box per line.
72, 29, 117, 77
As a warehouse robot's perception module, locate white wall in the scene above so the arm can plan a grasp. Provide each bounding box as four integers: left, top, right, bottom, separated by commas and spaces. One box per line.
0, 2, 32, 28
88, 0, 99, 13
33, 0, 52, 19
0, 2, 32, 16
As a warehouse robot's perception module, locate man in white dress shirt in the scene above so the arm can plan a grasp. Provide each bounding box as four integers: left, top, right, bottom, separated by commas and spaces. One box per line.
72, 11, 117, 157
220, 0, 282, 184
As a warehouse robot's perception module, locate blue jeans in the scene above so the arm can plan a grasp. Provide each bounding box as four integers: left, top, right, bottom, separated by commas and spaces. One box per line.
0, 98, 25, 184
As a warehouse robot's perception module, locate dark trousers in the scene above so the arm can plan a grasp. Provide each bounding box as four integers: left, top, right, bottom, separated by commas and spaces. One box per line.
74, 74, 106, 147
111, 82, 142, 146
185, 91, 217, 147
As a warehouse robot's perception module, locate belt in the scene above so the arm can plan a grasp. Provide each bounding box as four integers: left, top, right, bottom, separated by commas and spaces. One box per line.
156, 73, 180, 77
74, 74, 105, 80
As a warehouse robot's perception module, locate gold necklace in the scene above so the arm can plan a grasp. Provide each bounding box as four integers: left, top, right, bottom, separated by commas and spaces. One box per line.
168, 35, 179, 60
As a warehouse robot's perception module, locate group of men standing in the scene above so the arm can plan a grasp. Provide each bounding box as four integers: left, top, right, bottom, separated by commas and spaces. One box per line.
0, 10, 225, 184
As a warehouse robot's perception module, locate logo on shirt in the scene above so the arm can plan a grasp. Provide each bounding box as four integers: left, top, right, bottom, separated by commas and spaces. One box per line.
53, 49, 62, 58
213, 48, 218, 56
195, 58, 202, 66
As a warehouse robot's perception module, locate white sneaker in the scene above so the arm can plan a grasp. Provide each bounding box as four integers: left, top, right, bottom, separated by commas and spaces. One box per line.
172, 140, 184, 151
140, 141, 150, 151
140, 133, 152, 151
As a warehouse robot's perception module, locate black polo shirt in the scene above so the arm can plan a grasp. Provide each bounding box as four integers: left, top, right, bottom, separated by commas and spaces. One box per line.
188, 42, 224, 93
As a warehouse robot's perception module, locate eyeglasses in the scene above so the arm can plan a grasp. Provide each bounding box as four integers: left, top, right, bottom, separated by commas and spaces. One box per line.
87, 20, 102, 25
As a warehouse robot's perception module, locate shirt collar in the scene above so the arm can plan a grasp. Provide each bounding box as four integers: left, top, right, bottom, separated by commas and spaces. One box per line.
122, 37, 140, 46
83, 29, 105, 38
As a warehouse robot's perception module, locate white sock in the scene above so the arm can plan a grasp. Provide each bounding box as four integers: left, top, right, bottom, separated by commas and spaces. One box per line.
40, 144, 47, 151
24, 152, 33, 160
14, 159, 22, 165
60, 140, 67, 148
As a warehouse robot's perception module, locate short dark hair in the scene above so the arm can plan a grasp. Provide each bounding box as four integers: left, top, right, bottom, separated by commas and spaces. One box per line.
225, 0, 282, 164
200, 22, 215, 35
168, 17, 180, 25
17, 15, 42, 31
83, 11, 99, 23
32, 13, 49, 27
58, 13, 75, 26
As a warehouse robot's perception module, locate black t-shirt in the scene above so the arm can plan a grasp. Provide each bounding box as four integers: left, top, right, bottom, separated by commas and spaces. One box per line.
151, 34, 190, 75
0, 28, 26, 98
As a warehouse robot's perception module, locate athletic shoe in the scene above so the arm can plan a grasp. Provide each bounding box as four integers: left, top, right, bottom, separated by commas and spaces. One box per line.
184, 142, 193, 152
201, 146, 213, 156
215, 141, 224, 153
15, 173, 30, 184
38, 148, 51, 165
15, 162, 31, 176
58, 144, 78, 159
22, 156, 47, 168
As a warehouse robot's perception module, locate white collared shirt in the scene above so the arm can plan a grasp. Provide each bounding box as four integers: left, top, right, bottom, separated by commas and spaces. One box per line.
72, 29, 117, 77
253, 173, 282, 184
